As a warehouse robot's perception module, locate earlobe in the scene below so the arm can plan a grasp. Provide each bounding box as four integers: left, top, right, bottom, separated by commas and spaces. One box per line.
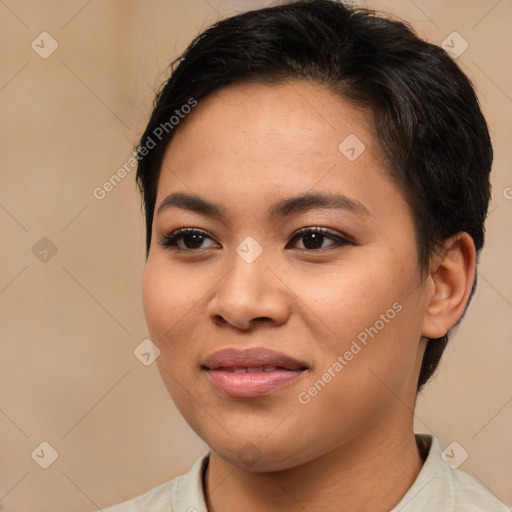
421, 233, 476, 339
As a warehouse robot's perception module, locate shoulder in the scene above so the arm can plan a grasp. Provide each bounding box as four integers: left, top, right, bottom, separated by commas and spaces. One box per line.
392, 434, 510, 512
101, 479, 176, 512
100, 453, 210, 512
441, 461, 510, 511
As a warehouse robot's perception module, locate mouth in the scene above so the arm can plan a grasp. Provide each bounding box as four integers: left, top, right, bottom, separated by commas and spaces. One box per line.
202, 348, 308, 398
214, 366, 295, 373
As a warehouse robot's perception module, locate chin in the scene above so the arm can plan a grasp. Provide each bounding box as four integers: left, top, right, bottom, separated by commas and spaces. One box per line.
204, 428, 320, 473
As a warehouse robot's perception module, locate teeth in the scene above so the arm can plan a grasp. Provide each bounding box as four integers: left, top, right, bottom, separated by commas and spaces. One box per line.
225, 366, 279, 373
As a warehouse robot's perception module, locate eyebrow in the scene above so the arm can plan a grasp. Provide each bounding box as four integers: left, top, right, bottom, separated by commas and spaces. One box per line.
156, 191, 371, 219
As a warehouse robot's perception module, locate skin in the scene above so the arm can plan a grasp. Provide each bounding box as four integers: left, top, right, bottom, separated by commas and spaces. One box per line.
142, 81, 476, 511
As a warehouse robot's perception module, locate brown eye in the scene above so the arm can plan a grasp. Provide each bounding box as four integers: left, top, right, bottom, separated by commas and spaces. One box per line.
289, 227, 350, 251
159, 228, 219, 250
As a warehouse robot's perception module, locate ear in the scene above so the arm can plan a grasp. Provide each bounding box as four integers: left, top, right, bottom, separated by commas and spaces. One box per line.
421, 232, 476, 339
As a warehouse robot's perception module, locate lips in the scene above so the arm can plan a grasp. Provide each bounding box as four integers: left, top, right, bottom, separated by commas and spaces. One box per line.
203, 347, 307, 371
202, 347, 308, 398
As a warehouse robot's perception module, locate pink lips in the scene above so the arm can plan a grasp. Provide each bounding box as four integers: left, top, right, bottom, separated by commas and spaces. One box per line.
202, 347, 308, 398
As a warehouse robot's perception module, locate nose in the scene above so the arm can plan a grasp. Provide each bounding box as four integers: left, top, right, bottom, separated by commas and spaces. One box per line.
207, 250, 291, 331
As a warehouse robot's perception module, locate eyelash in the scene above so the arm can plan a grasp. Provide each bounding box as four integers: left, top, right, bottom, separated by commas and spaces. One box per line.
158, 226, 351, 252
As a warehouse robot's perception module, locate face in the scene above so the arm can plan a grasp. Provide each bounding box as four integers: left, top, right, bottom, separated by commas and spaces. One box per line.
142, 81, 430, 472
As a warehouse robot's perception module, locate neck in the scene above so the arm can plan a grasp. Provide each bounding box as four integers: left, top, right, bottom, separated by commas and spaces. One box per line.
204, 422, 424, 512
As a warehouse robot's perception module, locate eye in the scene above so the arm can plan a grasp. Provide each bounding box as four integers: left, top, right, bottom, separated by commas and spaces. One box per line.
159, 226, 351, 252
159, 228, 219, 250
288, 226, 351, 251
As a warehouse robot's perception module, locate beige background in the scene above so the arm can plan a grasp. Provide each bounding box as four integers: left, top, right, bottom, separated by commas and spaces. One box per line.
0, 1, 511, 511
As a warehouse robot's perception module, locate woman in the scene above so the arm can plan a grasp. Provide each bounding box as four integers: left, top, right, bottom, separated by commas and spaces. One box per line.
104, 1, 509, 510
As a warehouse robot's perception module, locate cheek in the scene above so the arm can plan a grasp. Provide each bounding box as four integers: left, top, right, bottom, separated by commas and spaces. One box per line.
142, 257, 200, 336
142, 261, 168, 337
293, 256, 413, 341
142, 260, 199, 406
294, 251, 423, 389
141, 258, 198, 376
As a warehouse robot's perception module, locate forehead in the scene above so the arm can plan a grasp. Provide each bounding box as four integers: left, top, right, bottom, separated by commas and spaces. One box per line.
165, 80, 377, 161
155, 80, 401, 223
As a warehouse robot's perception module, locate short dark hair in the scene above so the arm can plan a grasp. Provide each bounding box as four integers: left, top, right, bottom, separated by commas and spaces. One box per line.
135, 0, 493, 391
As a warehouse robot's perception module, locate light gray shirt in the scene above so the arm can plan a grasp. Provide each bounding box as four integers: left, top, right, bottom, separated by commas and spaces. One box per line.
102, 434, 510, 511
